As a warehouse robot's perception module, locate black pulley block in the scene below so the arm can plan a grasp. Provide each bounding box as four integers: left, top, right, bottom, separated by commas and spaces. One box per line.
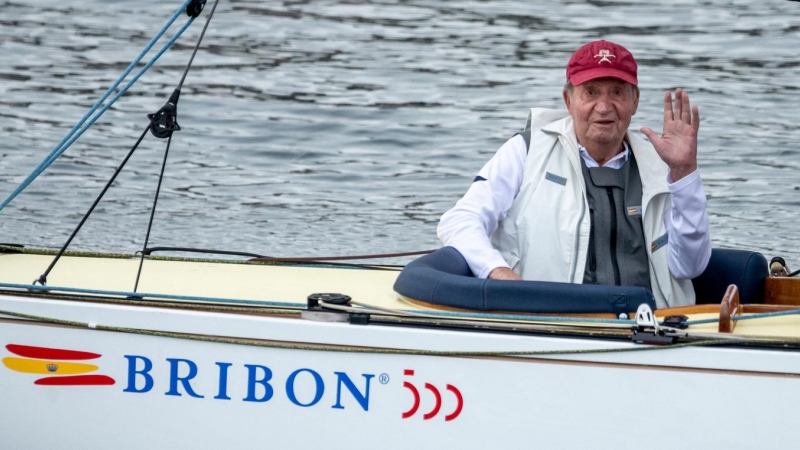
147, 89, 182, 139
186, 0, 207, 18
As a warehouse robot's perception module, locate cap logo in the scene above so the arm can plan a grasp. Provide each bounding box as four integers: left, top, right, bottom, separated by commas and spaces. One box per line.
594, 49, 615, 64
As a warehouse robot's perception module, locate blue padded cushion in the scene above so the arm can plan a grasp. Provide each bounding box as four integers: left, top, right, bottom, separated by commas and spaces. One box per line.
691, 249, 767, 304
393, 246, 656, 313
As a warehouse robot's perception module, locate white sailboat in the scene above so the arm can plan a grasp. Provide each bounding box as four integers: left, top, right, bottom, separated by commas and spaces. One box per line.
2, 1, 800, 449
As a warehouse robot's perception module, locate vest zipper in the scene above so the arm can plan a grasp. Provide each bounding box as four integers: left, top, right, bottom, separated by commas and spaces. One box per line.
606, 188, 621, 285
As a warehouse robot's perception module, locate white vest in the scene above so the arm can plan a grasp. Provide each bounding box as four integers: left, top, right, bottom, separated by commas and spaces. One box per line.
490, 108, 695, 308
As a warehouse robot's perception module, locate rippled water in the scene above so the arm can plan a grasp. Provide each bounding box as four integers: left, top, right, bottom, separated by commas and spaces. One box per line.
1, 0, 799, 266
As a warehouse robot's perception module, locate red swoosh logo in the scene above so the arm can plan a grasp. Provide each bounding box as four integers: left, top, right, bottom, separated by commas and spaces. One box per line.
7, 344, 101, 360
35, 375, 116, 386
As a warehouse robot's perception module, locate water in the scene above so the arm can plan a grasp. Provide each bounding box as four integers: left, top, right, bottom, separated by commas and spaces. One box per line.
1, 0, 799, 266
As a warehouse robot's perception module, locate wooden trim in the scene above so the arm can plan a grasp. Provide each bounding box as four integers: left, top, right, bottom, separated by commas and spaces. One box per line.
719, 285, 740, 333
764, 277, 800, 305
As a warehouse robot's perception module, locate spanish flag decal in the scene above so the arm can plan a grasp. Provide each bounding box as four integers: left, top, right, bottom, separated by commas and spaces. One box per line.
3, 344, 115, 386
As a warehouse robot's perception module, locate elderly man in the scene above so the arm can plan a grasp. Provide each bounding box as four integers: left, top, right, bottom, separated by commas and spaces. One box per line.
437, 40, 710, 308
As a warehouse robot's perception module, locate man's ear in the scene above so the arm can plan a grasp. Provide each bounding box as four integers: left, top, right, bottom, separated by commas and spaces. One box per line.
632, 86, 640, 116
562, 89, 571, 110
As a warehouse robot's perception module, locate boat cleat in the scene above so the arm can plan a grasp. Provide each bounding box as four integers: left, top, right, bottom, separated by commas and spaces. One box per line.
630, 304, 680, 345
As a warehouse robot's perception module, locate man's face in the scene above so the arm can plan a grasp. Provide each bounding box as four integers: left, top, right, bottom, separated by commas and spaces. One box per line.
563, 78, 639, 149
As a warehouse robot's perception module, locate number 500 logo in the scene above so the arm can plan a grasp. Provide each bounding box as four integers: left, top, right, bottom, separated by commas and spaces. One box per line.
401, 369, 463, 421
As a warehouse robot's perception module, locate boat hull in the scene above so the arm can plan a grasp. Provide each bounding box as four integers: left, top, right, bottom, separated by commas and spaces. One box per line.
2, 296, 799, 449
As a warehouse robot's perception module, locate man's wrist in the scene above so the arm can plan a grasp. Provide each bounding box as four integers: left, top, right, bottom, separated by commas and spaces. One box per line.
669, 163, 697, 182
667, 167, 701, 191
488, 267, 522, 281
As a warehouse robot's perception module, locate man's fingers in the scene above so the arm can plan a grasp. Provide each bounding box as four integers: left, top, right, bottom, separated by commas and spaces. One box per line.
674, 88, 683, 121
640, 127, 661, 146
680, 90, 692, 124
663, 91, 673, 124
692, 104, 700, 133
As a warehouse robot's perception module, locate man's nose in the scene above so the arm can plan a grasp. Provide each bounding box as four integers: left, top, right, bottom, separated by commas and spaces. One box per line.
595, 94, 613, 113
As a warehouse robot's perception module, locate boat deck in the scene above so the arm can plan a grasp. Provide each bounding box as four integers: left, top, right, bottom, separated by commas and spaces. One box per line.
2, 251, 800, 340
0, 252, 401, 308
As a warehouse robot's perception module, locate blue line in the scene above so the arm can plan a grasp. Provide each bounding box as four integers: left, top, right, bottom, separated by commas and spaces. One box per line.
0, 0, 194, 213
38, 18, 195, 171
685, 308, 800, 327
0, 282, 300, 309
684, 317, 720, 326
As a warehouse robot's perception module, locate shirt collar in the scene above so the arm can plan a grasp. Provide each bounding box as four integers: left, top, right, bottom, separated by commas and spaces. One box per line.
578, 141, 630, 169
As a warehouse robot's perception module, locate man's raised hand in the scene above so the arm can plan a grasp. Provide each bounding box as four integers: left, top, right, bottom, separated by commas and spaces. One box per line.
640, 88, 700, 182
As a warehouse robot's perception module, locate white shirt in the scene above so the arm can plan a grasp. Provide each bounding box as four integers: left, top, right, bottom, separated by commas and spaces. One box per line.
579, 142, 629, 168
438, 134, 711, 280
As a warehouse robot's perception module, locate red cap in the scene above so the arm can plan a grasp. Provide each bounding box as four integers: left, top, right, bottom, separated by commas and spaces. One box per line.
566, 40, 638, 86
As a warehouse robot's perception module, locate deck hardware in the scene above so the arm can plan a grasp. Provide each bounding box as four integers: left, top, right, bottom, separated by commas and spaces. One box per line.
631, 329, 677, 345
147, 89, 182, 139
186, 0, 206, 17
303, 294, 371, 325
631, 304, 678, 345
307, 293, 352, 309
30, 275, 50, 293
770, 257, 790, 277
302, 293, 352, 323
635, 304, 657, 329
662, 315, 689, 329
349, 313, 370, 326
